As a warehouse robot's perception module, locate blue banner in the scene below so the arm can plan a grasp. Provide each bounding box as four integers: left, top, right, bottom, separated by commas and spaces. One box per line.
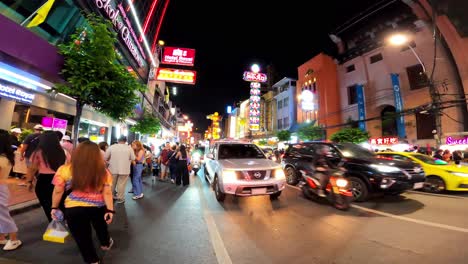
391, 73, 406, 138
356, 84, 366, 131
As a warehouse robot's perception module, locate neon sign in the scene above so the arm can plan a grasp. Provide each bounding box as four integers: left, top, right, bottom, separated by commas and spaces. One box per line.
249, 85, 261, 131
446, 136, 468, 145
301, 90, 314, 110
0, 83, 35, 104
243, 71, 267, 83
156, 68, 197, 85
162, 47, 196, 66
370, 137, 398, 145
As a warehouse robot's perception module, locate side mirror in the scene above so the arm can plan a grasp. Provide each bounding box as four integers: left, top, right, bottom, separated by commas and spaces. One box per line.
207, 153, 214, 159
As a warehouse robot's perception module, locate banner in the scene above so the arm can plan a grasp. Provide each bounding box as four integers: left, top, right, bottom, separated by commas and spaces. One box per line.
356, 84, 366, 131
390, 73, 406, 138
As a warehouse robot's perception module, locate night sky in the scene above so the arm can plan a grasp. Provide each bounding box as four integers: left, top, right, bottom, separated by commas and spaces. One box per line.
159, 0, 383, 132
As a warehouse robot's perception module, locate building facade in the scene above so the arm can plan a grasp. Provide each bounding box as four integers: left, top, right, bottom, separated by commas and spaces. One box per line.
273, 77, 297, 131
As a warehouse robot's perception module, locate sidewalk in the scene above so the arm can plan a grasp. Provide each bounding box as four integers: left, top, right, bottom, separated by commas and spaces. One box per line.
6, 177, 39, 213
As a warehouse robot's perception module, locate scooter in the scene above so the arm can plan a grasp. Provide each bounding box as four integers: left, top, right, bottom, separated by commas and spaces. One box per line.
299, 168, 352, 211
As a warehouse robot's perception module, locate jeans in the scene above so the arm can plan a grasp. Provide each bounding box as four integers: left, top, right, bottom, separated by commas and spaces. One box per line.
132, 164, 144, 196
65, 206, 110, 263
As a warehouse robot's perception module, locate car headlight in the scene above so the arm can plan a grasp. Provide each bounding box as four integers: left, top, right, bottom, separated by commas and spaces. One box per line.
448, 171, 468, 177
370, 164, 401, 173
273, 168, 286, 180
222, 170, 238, 183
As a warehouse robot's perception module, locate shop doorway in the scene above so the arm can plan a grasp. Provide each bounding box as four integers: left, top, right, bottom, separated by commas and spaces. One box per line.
381, 105, 398, 136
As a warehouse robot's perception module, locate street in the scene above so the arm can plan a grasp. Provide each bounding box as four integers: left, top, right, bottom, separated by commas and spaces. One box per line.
1, 173, 468, 264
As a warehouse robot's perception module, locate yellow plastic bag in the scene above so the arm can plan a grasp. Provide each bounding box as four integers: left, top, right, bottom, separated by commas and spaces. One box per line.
43, 220, 70, 243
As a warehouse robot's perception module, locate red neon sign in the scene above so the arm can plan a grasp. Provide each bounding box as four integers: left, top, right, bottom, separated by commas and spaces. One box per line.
370, 137, 398, 145
243, 71, 267, 83
156, 68, 196, 85
162, 47, 196, 66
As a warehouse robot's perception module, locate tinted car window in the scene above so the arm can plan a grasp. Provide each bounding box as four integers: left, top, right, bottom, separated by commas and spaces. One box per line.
218, 144, 266, 159
335, 143, 375, 158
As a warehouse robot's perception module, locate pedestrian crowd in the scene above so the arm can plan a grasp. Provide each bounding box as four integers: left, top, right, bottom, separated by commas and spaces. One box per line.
0, 124, 193, 263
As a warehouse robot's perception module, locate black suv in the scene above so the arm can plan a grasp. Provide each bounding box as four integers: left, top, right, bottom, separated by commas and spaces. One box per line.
282, 142, 425, 201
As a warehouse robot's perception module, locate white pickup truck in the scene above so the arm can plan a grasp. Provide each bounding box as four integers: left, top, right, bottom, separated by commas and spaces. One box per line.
203, 141, 286, 202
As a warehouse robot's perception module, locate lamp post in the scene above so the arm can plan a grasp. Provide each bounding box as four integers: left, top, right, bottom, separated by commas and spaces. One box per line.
388, 33, 442, 147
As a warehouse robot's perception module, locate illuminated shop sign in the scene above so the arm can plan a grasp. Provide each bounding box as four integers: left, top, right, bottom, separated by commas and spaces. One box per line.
446, 136, 468, 145
162, 47, 196, 66
249, 86, 261, 131
370, 137, 398, 145
301, 90, 314, 111
156, 68, 197, 85
0, 83, 35, 104
93, 0, 146, 67
243, 71, 267, 83
42, 117, 68, 134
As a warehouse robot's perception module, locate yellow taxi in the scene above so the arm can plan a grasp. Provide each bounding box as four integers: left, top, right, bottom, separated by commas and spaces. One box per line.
376, 152, 468, 193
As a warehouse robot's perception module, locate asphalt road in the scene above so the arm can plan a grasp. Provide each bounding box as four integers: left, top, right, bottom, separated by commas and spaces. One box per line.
1, 172, 468, 264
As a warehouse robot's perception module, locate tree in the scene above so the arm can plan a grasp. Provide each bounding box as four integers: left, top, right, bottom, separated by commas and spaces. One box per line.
330, 128, 370, 143
298, 124, 324, 141
53, 14, 144, 145
130, 111, 161, 135
257, 139, 268, 146
276, 130, 291, 142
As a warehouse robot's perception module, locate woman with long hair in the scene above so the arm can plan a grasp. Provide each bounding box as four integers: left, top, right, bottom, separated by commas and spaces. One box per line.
0, 129, 22, 251
98, 142, 109, 161
175, 144, 190, 186
28, 131, 69, 221
131, 140, 145, 200
51, 141, 114, 264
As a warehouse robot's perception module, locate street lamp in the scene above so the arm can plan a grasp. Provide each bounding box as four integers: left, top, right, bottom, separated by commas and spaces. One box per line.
251, 64, 260, 73
388, 33, 441, 147
183, 115, 188, 120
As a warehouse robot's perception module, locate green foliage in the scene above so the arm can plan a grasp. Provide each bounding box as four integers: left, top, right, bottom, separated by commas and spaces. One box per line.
298, 124, 324, 141
276, 130, 291, 142
130, 112, 161, 135
258, 139, 268, 146
53, 14, 144, 121
330, 128, 370, 143
19, 129, 33, 142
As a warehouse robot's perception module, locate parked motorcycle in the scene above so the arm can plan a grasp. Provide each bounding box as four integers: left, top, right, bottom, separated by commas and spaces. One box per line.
299, 168, 352, 211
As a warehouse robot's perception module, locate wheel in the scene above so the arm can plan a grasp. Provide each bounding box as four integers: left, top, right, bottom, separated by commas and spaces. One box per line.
285, 167, 299, 185
213, 176, 226, 202
270, 191, 282, 200
332, 194, 351, 211
348, 177, 369, 202
423, 176, 446, 193
301, 186, 315, 200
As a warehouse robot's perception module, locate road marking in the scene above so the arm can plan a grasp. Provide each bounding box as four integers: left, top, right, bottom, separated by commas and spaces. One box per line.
196, 179, 233, 264
286, 185, 468, 234
406, 190, 468, 199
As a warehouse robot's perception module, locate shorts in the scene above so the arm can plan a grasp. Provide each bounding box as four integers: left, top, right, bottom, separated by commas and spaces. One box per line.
160, 163, 169, 174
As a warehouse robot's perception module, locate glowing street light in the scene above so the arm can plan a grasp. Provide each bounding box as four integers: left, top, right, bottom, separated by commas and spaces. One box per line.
158, 40, 165, 46
183, 115, 188, 120
251, 64, 260, 73
388, 34, 409, 46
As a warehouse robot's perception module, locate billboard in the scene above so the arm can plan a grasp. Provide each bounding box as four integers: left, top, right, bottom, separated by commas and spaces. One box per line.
243, 71, 267, 83
162, 47, 196, 66
156, 68, 197, 85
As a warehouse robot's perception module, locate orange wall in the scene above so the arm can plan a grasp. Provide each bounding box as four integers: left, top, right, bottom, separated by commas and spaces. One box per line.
297, 53, 342, 137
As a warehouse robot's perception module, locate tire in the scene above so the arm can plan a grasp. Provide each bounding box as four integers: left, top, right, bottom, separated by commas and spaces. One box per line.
301, 186, 315, 200
348, 177, 369, 202
332, 194, 351, 211
423, 176, 446, 193
270, 191, 282, 200
213, 176, 226, 202
285, 166, 299, 185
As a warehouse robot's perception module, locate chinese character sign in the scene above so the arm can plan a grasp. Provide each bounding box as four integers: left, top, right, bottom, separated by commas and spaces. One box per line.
369, 137, 399, 145
243, 71, 267, 83
249, 84, 261, 131
156, 68, 197, 85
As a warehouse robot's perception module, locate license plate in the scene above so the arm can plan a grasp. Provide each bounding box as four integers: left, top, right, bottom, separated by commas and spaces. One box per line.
251, 188, 267, 195
413, 182, 424, 189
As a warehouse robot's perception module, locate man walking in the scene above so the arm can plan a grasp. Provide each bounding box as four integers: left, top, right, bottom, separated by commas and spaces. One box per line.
159, 142, 171, 181
105, 136, 135, 204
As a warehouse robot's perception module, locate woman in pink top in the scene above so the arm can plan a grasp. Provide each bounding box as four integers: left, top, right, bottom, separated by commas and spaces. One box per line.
27, 131, 69, 222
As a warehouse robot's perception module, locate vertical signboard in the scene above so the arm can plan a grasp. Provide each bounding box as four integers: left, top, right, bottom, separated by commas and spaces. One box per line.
249, 82, 261, 131
356, 84, 366, 131
390, 73, 406, 139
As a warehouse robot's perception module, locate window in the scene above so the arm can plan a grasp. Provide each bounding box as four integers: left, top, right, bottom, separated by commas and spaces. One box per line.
283, 117, 289, 128
347, 85, 357, 105
283, 98, 288, 107
278, 100, 283, 109
277, 119, 283, 130
290, 81, 296, 87
370, 53, 383, 64
416, 112, 436, 139
346, 64, 356, 73
407, 64, 429, 90
218, 144, 265, 159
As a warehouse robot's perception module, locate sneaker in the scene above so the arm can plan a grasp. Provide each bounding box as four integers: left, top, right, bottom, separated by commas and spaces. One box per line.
101, 237, 114, 251
171, 179, 175, 184
3, 240, 22, 251
0, 240, 7, 245
132, 194, 144, 200
317, 190, 326, 197
116, 199, 125, 204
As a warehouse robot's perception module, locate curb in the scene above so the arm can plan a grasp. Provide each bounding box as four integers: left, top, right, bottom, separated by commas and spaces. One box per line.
8, 199, 40, 216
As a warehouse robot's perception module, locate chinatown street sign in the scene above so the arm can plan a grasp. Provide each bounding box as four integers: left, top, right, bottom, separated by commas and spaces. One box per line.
243, 71, 267, 83
162, 47, 196, 66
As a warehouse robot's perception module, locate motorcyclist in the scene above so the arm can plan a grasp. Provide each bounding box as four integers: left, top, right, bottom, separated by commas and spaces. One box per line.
311, 146, 340, 197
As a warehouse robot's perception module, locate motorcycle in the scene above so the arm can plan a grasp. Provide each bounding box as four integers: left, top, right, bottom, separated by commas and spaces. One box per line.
299, 168, 352, 211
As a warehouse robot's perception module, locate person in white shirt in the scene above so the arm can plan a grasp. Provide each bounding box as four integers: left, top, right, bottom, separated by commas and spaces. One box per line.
105, 136, 135, 204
